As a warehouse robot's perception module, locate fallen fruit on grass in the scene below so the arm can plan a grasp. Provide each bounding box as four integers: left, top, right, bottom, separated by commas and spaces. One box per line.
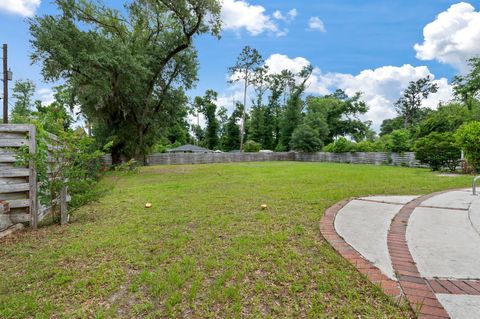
145, 203, 152, 208
261, 204, 267, 209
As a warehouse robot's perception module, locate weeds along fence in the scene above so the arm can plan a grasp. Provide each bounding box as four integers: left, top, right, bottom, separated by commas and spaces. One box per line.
106, 151, 422, 167
0, 124, 69, 232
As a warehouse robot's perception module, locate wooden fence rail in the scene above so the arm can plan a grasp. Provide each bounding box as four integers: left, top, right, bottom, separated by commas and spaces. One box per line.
0, 124, 69, 232
0, 125, 36, 231
138, 151, 423, 167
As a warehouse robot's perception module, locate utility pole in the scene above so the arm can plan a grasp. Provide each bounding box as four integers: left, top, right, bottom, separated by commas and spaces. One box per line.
3, 44, 8, 123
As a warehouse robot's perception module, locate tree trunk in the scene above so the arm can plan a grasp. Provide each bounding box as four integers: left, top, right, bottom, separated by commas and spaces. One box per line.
111, 143, 124, 165
240, 71, 248, 151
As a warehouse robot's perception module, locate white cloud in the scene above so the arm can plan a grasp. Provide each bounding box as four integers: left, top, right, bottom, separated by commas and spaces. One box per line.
37, 88, 54, 105
265, 53, 312, 74
273, 8, 298, 23
308, 16, 326, 32
414, 2, 480, 72
221, 0, 280, 36
264, 54, 453, 131
0, 0, 40, 17
288, 9, 298, 19
319, 65, 453, 129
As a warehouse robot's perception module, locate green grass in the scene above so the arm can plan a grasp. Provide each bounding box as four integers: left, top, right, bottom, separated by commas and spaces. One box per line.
0, 162, 471, 318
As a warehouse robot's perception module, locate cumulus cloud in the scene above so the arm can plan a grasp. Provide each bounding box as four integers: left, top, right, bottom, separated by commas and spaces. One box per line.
265, 54, 453, 130
319, 65, 453, 129
273, 9, 298, 23
308, 17, 326, 32
0, 0, 40, 17
414, 2, 480, 72
265, 53, 312, 75
221, 0, 281, 36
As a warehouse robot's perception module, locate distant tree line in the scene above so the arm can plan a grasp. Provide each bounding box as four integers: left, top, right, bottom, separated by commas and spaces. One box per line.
11, 0, 480, 172
189, 46, 372, 153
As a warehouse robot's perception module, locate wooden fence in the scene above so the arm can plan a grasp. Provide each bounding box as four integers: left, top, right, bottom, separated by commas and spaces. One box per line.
141, 151, 423, 167
294, 152, 422, 167
0, 124, 68, 232
146, 152, 295, 165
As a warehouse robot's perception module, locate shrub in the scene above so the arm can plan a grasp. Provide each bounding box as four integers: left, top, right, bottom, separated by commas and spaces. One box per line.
323, 137, 355, 153
414, 132, 461, 171
17, 124, 105, 219
114, 159, 140, 173
385, 129, 411, 153
352, 141, 378, 152
243, 140, 262, 152
290, 124, 323, 152
455, 121, 480, 172
274, 143, 286, 152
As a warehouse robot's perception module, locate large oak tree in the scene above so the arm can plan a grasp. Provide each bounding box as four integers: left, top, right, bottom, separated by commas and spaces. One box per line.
30, 0, 221, 163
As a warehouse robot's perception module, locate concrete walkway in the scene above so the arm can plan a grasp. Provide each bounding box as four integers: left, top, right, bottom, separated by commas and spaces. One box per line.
321, 189, 480, 319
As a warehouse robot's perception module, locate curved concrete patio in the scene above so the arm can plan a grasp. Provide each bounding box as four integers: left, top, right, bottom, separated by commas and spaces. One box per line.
321, 189, 480, 319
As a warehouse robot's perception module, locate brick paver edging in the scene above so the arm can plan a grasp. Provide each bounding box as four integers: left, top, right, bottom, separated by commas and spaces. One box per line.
388, 190, 467, 319
428, 279, 480, 295
321, 190, 466, 318
319, 199, 403, 299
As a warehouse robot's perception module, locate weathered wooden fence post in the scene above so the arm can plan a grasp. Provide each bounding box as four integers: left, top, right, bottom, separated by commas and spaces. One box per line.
28, 125, 38, 229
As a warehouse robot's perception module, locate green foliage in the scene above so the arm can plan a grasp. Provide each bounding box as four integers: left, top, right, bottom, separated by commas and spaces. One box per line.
453, 57, 480, 109
455, 121, 480, 172
114, 159, 140, 174
243, 140, 261, 152
195, 90, 219, 150
248, 105, 267, 145
415, 103, 472, 138
221, 103, 242, 151
353, 141, 379, 152
305, 90, 369, 144
17, 124, 104, 216
304, 111, 330, 143
385, 129, 411, 153
323, 137, 355, 153
414, 132, 461, 171
15, 85, 104, 220
290, 124, 323, 152
11, 80, 38, 124
279, 66, 313, 150
380, 116, 404, 136
29, 0, 222, 162
152, 140, 182, 154
394, 76, 438, 128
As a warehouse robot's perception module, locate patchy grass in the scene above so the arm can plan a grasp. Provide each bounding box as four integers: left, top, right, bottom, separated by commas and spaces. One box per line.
0, 162, 471, 318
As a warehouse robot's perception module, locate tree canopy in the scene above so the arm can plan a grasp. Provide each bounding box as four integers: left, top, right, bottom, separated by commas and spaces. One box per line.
30, 0, 221, 162
394, 76, 438, 128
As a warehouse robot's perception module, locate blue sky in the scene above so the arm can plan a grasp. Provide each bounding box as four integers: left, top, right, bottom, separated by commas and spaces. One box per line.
1, 0, 480, 129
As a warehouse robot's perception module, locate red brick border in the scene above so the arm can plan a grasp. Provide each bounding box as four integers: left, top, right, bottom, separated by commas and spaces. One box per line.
321, 190, 477, 318
320, 199, 403, 299
387, 191, 452, 318
428, 279, 480, 295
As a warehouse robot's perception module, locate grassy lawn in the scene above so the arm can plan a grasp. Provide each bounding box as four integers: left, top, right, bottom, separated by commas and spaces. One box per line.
0, 162, 471, 318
